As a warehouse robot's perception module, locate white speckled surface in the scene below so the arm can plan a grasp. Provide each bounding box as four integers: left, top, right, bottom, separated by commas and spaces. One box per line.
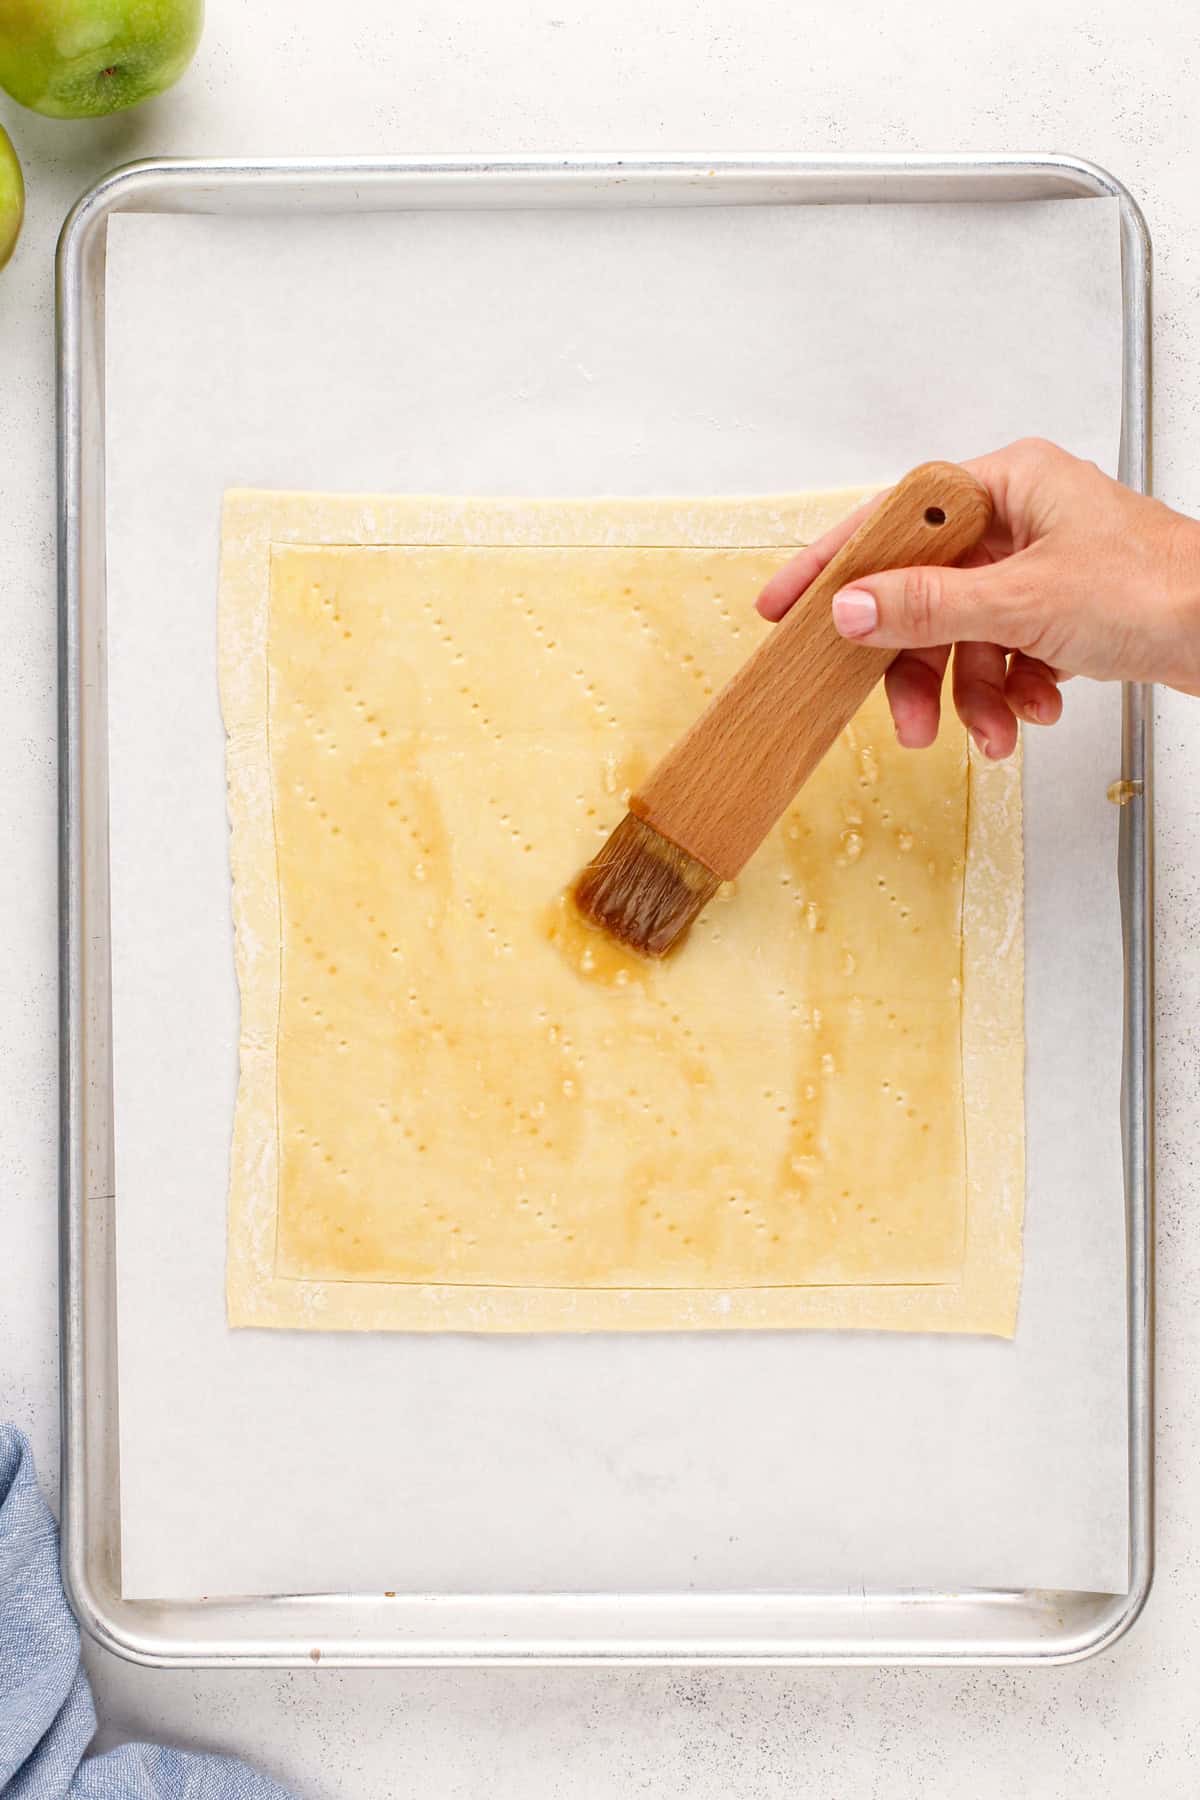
2, 0, 1198, 1792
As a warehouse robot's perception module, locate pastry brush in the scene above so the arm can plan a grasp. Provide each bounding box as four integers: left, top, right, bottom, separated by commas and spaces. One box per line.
571, 460, 993, 956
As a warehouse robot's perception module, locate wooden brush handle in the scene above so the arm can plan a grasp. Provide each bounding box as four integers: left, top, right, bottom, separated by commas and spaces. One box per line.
631, 461, 993, 881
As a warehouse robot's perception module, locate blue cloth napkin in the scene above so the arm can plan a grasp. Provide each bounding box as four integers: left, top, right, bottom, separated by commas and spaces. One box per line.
0, 1426, 294, 1800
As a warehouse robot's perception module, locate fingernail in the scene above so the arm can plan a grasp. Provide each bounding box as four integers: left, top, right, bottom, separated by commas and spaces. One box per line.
970, 728, 992, 758
831, 588, 878, 638
1020, 700, 1048, 725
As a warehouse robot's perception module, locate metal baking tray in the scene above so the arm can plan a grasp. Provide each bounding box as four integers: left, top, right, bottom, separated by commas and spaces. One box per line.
57, 152, 1153, 1667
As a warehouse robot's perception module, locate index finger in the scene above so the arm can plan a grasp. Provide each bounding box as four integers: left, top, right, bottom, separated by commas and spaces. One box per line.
756, 491, 885, 621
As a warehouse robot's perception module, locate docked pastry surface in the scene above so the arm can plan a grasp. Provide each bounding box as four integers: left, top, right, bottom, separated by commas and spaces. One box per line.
219, 491, 1024, 1334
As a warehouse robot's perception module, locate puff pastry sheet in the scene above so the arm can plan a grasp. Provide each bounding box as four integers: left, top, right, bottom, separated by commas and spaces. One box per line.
219, 489, 1024, 1334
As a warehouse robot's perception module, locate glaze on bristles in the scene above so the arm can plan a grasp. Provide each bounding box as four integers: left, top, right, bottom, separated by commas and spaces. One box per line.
570, 812, 723, 958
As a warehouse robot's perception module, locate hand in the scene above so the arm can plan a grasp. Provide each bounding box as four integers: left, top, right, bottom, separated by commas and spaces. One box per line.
756, 438, 1200, 759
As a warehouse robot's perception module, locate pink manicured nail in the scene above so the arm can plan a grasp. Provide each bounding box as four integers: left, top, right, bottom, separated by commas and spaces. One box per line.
831, 588, 878, 637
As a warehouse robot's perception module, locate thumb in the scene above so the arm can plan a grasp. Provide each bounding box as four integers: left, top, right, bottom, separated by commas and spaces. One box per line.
830, 558, 1029, 651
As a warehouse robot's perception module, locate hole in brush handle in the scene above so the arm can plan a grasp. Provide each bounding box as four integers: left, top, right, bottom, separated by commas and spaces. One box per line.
924, 505, 947, 525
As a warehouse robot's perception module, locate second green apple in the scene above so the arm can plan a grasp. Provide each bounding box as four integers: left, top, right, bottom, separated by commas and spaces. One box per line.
0, 120, 22, 267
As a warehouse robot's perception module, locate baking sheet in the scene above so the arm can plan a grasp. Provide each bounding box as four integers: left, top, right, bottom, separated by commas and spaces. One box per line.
105, 197, 1128, 1600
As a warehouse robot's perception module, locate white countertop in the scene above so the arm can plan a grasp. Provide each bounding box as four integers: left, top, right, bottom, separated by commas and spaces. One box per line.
2, 1, 1198, 1793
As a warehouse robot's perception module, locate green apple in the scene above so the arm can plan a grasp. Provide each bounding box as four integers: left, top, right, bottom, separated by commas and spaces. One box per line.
0, 121, 22, 268
0, 0, 203, 119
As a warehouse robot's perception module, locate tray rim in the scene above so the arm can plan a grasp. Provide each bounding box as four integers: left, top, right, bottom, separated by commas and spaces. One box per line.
56, 149, 1154, 1669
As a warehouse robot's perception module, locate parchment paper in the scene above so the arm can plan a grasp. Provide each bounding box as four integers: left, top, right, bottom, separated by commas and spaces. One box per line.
105, 197, 1129, 1600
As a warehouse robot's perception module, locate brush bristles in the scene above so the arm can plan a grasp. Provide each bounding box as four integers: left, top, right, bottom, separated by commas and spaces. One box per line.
571, 812, 723, 958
